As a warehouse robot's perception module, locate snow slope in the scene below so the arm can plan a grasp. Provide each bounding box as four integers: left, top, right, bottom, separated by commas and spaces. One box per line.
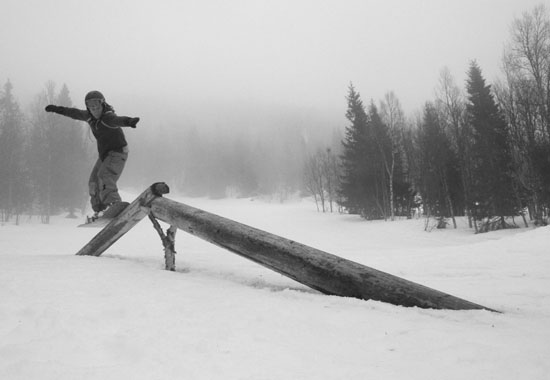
1, 193, 549, 380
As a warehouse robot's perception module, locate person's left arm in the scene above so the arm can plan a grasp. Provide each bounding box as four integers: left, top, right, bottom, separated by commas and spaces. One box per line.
101, 113, 140, 128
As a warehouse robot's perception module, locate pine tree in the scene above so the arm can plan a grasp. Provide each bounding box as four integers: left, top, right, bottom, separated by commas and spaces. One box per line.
339, 84, 370, 215
339, 84, 392, 219
368, 102, 392, 219
28, 82, 90, 222
53, 84, 89, 217
417, 103, 460, 228
29, 91, 52, 222
466, 61, 520, 231
0, 80, 30, 223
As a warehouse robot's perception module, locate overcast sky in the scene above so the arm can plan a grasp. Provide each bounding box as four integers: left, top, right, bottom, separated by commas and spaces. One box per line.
0, 0, 544, 125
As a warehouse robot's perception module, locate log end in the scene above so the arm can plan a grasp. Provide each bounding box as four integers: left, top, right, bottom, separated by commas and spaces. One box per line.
151, 182, 170, 197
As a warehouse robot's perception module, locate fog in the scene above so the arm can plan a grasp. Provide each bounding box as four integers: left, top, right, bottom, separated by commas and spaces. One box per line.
1, 0, 543, 196
4, 1, 540, 112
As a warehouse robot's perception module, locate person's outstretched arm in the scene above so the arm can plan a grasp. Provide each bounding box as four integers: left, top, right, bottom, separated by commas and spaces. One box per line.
45, 105, 89, 122
101, 112, 140, 128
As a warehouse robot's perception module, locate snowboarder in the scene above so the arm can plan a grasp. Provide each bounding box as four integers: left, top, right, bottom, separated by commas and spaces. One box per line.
45, 90, 139, 222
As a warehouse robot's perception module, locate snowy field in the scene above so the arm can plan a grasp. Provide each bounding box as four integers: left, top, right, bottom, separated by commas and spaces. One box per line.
1, 190, 549, 380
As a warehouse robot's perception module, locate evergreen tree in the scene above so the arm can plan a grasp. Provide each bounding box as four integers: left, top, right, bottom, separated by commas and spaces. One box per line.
339, 84, 391, 219
465, 61, 520, 230
339, 84, 370, 215
368, 102, 392, 219
417, 103, 461, 228
53, 84, 89, 217
398, 123, 418, 217
28, 90, 53, 222
0, 80, 30, 223
28, 82, 90, 222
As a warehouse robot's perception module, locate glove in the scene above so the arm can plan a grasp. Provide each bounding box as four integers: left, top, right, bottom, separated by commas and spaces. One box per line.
45, 105, 61, 113
128, 117, 140, 128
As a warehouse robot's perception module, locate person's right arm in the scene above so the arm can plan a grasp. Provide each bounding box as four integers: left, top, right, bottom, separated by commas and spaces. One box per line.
45, 105, 89, 122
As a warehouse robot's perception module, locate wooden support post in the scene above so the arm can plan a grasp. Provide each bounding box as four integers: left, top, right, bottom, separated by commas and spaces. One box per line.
165, 225, 177, 271
148, 214, 177, 271
76, 183, 170, 257
150, 197, 496, 311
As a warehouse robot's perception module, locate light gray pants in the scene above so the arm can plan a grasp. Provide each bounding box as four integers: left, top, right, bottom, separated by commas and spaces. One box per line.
88, 150, 128, 212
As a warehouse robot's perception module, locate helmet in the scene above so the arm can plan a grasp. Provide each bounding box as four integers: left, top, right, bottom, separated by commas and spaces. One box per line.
85, 90, 105, 103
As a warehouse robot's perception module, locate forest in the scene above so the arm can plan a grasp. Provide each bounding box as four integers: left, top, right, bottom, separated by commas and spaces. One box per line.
1, 5, 549, 232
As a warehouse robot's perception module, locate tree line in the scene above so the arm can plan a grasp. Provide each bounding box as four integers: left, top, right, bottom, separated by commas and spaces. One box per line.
322, 5, 549, 231
1, 4, 547, 231
0, 81, 91, 224
0, 80, 335, 223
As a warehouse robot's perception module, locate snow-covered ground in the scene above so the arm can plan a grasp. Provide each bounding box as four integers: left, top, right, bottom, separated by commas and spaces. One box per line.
1, 191, 549, 380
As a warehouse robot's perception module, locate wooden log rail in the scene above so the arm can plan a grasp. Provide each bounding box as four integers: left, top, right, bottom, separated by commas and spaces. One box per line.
76, 183, 497, 311
76, 183, 170, 258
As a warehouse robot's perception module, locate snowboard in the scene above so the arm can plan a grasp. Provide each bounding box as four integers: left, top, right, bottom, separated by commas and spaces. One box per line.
78, 201, 130, 228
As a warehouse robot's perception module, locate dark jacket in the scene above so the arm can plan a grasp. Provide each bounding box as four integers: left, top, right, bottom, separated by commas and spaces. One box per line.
52, 105, 134, 161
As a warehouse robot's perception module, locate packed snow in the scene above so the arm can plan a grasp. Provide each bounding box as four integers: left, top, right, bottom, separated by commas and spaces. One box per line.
1, 191, 549, 380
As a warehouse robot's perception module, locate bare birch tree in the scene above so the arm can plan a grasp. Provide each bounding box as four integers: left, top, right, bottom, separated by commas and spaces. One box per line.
380, 91, 405, 221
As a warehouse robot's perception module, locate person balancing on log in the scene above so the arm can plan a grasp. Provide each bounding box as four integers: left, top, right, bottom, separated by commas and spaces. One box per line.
45, 90, 140, 225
